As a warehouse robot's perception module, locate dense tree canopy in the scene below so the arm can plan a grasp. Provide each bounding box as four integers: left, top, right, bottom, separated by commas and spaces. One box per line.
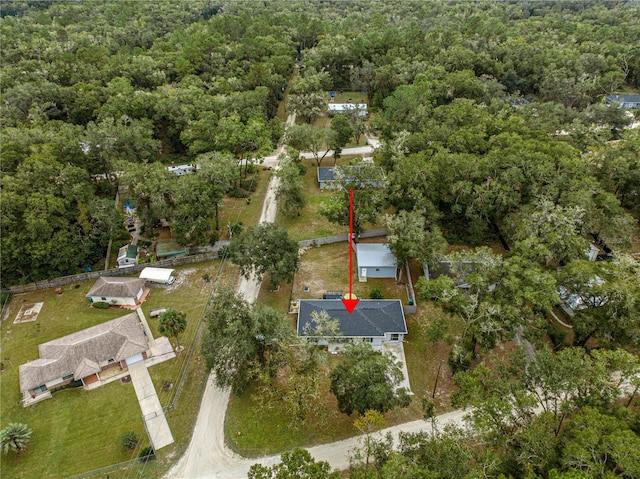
329, 343, 411, 416
201, 288, 293, 395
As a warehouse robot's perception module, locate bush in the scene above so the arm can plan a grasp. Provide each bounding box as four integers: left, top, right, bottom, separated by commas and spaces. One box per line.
229, 222, 243, 236
229, 187, 249, 198
92, 302, 109, 309
369, 288, 383, 299
138, 446, 155, 462
120, 431, 139, 450
239, 178, 257, 192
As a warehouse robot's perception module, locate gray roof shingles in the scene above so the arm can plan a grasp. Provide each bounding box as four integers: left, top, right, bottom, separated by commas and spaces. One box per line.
297, 299, 407, 338
86, 277, 146, 299
19, 313, 147, 392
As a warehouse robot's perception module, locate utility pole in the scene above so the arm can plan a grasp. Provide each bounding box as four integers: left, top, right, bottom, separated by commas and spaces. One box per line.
432, 359, 444, 399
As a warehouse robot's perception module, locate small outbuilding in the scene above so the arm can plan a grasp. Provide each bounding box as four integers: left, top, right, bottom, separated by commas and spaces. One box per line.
86, 277, 146, 306
117, 244, 138, 269
156, 241, 187, 259
139, 267, 175, 286
356, 243, 397, 282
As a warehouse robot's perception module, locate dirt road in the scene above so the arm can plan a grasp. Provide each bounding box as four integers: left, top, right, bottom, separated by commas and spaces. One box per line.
164, 116, 466, 479
165, 115, 294, 479
168, 407, 468, 478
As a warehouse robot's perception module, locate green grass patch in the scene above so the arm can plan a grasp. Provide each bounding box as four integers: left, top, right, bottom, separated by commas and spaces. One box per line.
218, 170, 270, 240
276, 156, 384, 242
224, 299, 459, 458
224, 361, 356, 458
0, 260, 236, 478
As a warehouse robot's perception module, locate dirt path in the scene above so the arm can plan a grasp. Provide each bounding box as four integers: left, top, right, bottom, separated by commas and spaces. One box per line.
165, 118, 456, 479
165, 114, 294, 479
168, 406, 468, 478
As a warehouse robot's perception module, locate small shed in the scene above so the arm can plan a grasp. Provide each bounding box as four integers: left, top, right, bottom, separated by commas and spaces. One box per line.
356, 243, 397, 282
117, 244, 138, 269
86, 277, 146, 306
139, 267, 175, 285
156, 241, 187, 259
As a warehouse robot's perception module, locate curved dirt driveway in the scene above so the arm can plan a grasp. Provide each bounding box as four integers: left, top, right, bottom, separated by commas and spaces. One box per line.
164, 113, 469, 478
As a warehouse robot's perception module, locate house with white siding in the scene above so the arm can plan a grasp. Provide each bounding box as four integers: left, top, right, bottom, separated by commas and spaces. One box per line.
297, 299, 407, 350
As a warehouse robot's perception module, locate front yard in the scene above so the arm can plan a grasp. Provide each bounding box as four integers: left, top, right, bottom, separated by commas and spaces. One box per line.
0, 261, 233, 478
230, 242, 459, 458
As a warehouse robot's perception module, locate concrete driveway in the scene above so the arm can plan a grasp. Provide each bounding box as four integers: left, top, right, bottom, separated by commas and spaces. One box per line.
128, 360, 174, 450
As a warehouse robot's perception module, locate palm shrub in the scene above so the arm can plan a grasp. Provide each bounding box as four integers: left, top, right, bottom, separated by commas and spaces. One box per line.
1, 423, 32, 455
120, 430, 139, 450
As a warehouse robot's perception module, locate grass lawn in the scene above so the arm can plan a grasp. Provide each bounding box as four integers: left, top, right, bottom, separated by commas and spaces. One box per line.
275, 155, 379, 242
224, 298, 461, 458
0, 260, 236, 478
226, 240, 457, 458
217, 169, 270, 240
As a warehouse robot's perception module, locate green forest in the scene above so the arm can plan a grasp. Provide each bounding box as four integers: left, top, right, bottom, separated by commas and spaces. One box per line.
1, 1, 640, 478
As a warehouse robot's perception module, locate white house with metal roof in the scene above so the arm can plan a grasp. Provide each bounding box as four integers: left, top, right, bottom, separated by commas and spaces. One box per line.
327, 103, 368, 116
356, 243, 398, 282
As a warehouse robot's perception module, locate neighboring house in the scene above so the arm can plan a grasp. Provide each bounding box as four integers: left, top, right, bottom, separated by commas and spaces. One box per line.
117, 244, 138, 268
297, 299, 407, 350
356, 243, 397, 282
139, 267, 175, 286
317, 166, 385, 189
558, 276, 605, 317
327, 103, 368, 116
507, 96, 530, 108
423, 260, 478, 289
166, 164, 196, 175
86, 277, 146, 306
605, 94, 640, 109
18, 313, 149, 402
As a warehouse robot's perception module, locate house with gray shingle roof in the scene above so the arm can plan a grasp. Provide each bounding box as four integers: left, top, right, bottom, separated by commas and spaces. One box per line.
605, 94, 640, 109
317, 166, 385, 189
19, 313, 149, 403
297, 299, 407, 350
86, 277, 146, 305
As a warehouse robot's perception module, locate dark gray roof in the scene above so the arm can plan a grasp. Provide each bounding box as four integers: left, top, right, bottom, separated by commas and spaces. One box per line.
19, 313, 147, 392
297, 299, 407, 338
606, 94, 640, 104
317, 166, 384, 184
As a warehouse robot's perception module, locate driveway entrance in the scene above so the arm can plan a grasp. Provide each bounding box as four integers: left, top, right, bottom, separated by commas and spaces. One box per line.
128, 360, 174, 450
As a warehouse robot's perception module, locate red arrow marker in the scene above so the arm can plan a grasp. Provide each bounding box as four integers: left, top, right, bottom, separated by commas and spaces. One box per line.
342, 188, 359, 314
